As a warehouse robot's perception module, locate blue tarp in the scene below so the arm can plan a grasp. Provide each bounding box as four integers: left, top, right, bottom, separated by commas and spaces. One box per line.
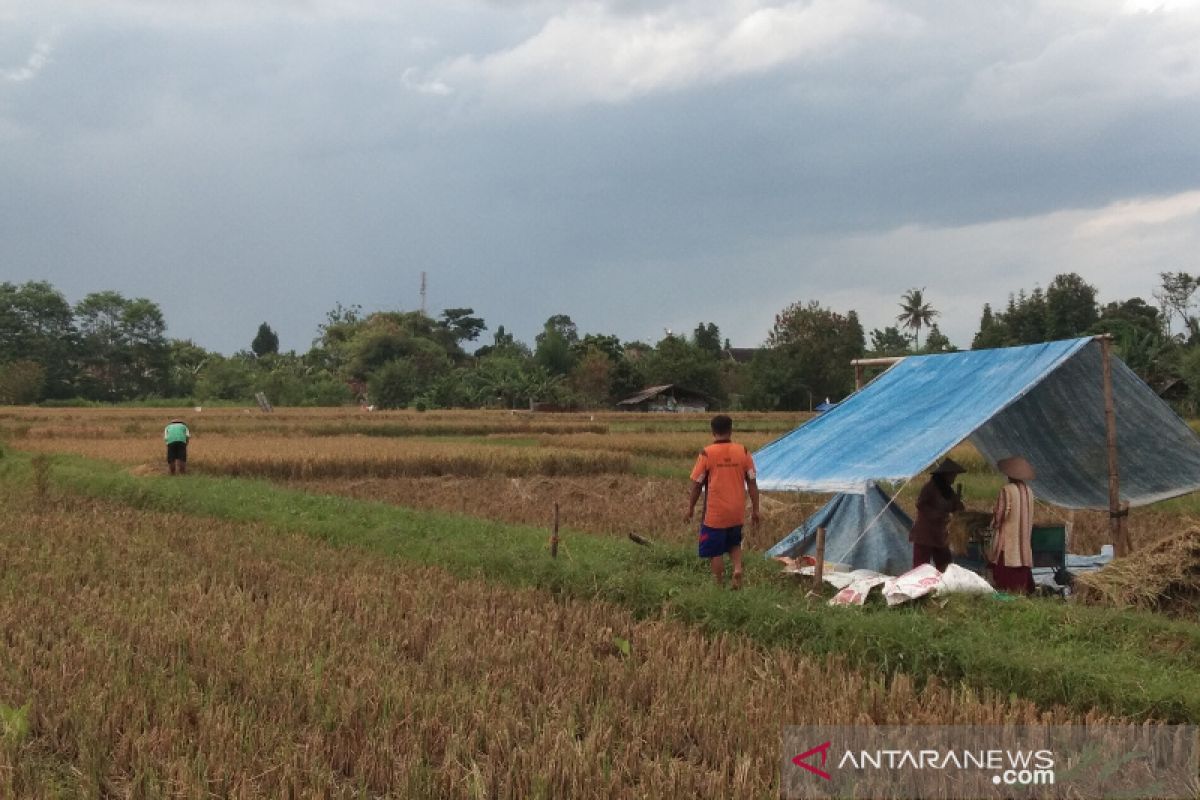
754, 338, 1200, 510
765, 483, 914, 575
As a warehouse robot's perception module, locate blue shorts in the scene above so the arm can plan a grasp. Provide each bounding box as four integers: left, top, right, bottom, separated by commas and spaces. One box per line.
698, 524, 743, 558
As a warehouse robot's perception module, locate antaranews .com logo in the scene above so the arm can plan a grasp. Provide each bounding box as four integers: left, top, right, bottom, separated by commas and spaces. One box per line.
792, 739, 1056, 786
781, 725, 1197, 799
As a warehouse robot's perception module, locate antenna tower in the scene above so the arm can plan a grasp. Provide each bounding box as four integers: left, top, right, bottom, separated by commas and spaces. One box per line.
420, 272, 427, 315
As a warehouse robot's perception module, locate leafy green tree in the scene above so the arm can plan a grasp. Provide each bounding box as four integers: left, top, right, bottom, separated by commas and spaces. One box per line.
1005, 289, 1048, 344
1092, 298, 1173, 385
311, 302, 364, 373
572, 333, 623, 363
608, 355, 646, 403
368, 359, 419, 409
0, 280, 78, 399
869, 326, 910, 356
1154, 272, 1200, 338
693, 322, 722, 358
470, 354, 529, 408
897, 288, 938, 350
251, 323, 280, 357
195, 354, 255, 401
569, 347, 613, 407
420, 368, 474, 409
1045, 273, 1098, 340
534, 316, 576, 376
167, 339, 211, 397
536, 314, 578, 346
474, 325, 529, 359
437, 308, 487, 344
922, 324, 955, 353
0, 360, 45, 404
75, 291, 169, 399
972, 303, 1010, 349
642, 334, 723, 401
301, 374, 353, 406
520, 365, 569, 408
341, 312, 457, 380
748, 301, 864, 409
718, 359, 750, 409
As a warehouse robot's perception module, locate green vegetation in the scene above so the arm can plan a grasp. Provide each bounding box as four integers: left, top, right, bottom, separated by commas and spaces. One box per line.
4, 271, 1196, 412
8, 451, 1200, 723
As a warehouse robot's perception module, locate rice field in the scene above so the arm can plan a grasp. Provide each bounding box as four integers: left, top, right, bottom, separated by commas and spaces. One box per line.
14, 435, 633, 479
2, 405, 1199, 796
0, 487, 1118, 798
3, 406, 1190, 552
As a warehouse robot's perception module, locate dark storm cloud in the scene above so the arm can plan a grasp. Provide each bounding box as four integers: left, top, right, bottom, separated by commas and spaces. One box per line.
1, 0, 1198, 353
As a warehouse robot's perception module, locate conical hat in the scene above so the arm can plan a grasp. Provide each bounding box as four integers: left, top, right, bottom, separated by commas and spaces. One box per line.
930, 457, 966, 475
997, 456, 1035, 481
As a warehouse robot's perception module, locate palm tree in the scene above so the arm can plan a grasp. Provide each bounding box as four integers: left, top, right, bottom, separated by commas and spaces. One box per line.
897, 288, 939, 350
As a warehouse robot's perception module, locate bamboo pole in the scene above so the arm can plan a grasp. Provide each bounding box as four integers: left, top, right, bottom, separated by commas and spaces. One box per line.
550, 502, 560, 558
813, 527, 827, 588
1099, 337, 1131, 557
850, 356, 904, 391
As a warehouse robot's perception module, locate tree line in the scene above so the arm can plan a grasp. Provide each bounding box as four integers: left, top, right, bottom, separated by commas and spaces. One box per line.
0, 273, 1193, 410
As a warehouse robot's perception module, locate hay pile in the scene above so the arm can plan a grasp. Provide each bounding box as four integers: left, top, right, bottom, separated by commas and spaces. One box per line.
1074, 528, 1200, 615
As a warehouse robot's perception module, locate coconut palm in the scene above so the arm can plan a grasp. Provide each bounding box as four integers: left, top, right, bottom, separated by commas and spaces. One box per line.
897, 288, 939, 350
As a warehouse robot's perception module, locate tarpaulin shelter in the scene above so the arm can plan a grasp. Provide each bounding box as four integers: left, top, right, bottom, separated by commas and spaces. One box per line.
756, 337, 1200, 565
765, 483, 914, 575
755, 337, 1200, 506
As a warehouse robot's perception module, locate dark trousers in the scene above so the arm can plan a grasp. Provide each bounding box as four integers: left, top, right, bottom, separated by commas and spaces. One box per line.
912, 543, 952, 572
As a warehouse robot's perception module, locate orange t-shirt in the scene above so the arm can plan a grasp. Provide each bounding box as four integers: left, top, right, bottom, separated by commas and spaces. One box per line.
690, 441, 757, 528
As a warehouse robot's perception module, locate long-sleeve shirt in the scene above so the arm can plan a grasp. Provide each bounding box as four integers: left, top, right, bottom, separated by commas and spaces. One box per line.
908, 479, 964, 548
989, 481, 1034, 567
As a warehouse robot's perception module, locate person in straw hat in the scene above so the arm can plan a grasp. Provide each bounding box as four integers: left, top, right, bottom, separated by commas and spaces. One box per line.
989, 456, 1036, 593
908, 457, 966, 571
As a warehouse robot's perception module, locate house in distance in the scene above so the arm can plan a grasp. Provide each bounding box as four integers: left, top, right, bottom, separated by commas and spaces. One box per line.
616, 384, 711, 413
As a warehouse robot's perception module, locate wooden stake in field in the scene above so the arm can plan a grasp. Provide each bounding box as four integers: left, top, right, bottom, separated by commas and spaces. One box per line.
813, 526, 827, 589
550, 502, 560, 558
1099, 335, 1132, 557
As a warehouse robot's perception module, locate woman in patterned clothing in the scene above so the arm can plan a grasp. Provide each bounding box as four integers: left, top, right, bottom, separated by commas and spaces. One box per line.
989, 456, 1036, 594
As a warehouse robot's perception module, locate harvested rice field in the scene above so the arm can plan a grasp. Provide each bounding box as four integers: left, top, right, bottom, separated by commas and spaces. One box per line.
2, 406, 1200, 797
0, 488, 1116, 798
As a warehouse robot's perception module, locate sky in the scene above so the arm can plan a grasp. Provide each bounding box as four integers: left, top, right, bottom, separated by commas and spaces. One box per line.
2, 0, 1199, 355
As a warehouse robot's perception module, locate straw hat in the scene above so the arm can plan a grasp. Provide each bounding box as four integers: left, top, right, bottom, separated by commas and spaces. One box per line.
930, 457, 966, 475
169, 417, 185, 424
997, 456, 1035, 481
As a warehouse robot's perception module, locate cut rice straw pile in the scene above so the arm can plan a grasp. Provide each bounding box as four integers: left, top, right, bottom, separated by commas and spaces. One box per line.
1074, 527, 1200, 615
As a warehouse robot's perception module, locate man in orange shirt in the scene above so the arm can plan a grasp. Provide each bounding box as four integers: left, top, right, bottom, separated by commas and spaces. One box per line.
685, 415, 761, 589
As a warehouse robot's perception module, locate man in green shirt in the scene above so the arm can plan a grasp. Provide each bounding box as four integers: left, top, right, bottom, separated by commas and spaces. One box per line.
164, 418, 190, 475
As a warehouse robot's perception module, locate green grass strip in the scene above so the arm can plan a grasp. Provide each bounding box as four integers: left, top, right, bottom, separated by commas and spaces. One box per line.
6, 452, 1200, 723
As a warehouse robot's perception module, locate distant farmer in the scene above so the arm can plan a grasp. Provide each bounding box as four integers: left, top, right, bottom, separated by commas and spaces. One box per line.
164, 417, 190, 476
909, 458, 966, 571
685, 414, 760, 589
989, 456, 1036, 594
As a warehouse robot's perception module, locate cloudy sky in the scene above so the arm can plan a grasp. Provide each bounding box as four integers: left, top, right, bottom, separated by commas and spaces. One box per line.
2, 0, 1198, 354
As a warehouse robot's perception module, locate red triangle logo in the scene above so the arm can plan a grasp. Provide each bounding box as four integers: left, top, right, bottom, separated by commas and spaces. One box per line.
792, 741, 833, 780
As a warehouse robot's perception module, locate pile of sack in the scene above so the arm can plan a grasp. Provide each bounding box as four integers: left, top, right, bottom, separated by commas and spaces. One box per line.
787, 563, 995, 607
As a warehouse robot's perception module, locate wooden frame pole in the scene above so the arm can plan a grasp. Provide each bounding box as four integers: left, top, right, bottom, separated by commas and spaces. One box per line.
1100, 336, 1131, 557
550, 502, 560, 558
813, 527, 827, 588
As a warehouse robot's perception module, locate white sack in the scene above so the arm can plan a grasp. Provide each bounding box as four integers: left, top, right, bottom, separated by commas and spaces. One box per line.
882, 564, 943, 606
934, 563, 995, 596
